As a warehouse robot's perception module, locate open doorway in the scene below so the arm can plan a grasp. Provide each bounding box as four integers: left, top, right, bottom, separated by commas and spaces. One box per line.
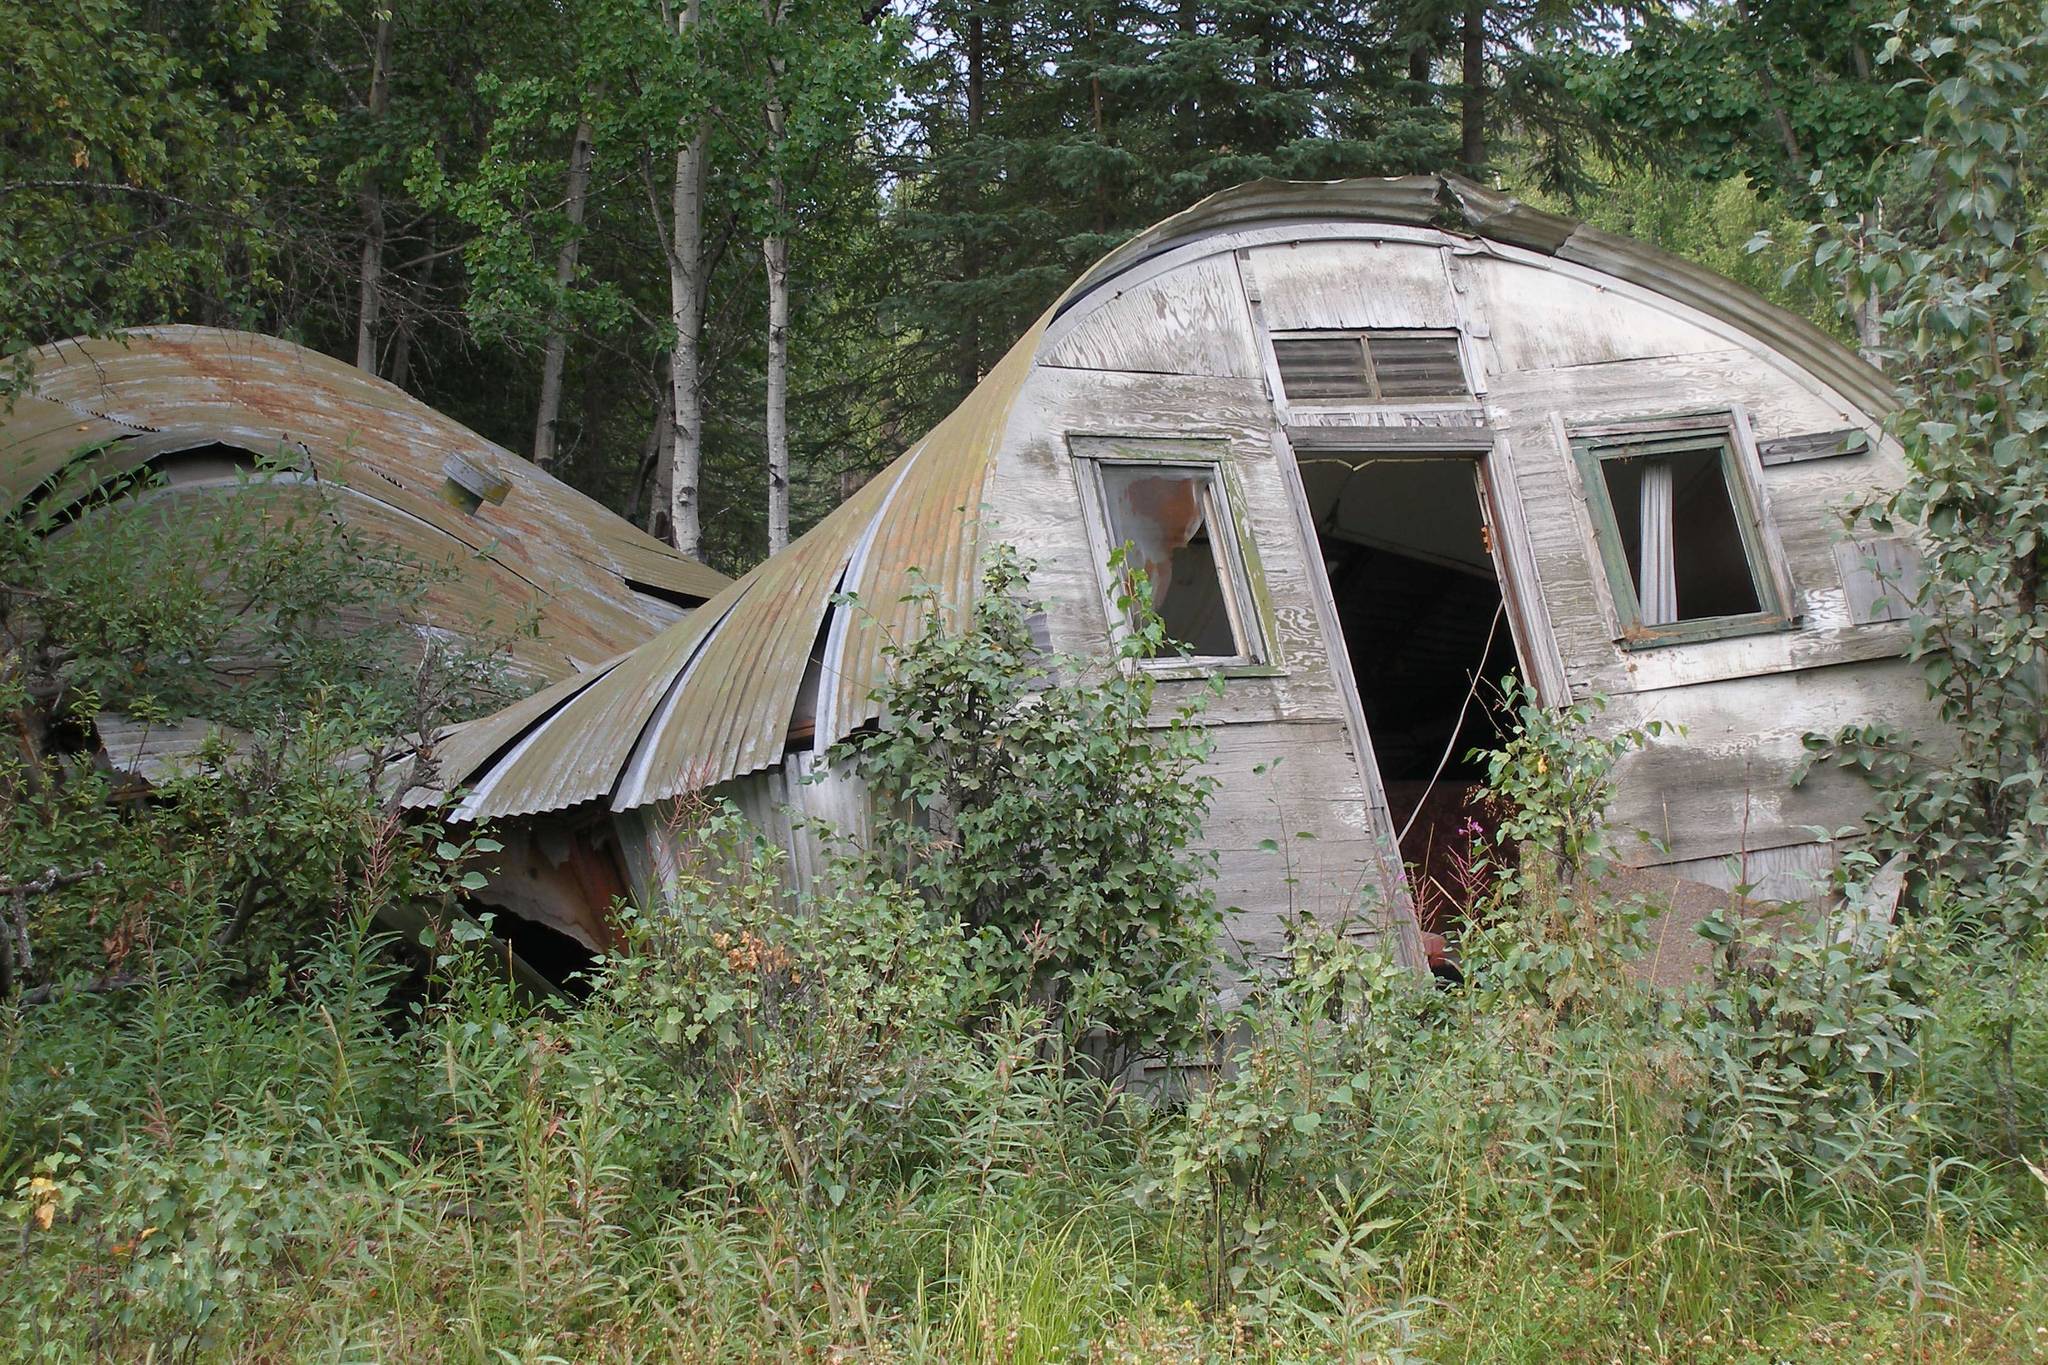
1299, 453, 1522, 953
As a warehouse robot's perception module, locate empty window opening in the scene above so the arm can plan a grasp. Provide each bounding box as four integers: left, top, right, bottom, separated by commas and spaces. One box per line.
1095, 461, 1242, 659
1273, 330, 1469, 405
1301, 455, 1520, 947
1575, 427, 1785, 643
1601, 448, 1760, 624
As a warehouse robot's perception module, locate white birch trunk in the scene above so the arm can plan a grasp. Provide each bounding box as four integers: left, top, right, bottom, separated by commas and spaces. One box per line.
534, 106, 598, 468
354, 13, 395, 375
667, 0, 708, 560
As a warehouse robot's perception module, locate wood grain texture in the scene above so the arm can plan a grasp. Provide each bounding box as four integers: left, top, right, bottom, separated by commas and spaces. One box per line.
989, 367, 1349, 724
1247, 239, 1458, 332
1760, 428, 1871, 466
1284, 422, 1492, 452
1043, 255, 1263, 378
1198, 722, 1407, 963
1835, 536, 1926, 625
1601, 656, 1941, 862
1464, 256, 1730, 372
1650, 838, 1837, 904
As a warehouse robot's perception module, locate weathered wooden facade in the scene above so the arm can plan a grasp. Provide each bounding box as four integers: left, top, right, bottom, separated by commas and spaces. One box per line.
429, 176, 1935, 972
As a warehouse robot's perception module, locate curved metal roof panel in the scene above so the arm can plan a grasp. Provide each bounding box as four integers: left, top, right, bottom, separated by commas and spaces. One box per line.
4, 327, 728, 684
430, 175, 1895, 818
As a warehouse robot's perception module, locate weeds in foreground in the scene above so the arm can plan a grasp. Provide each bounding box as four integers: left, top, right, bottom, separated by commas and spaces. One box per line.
3, 665, 2043, 1362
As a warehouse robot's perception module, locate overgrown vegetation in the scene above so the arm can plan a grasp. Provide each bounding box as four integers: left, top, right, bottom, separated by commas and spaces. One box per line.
6, 4, 2048, 1360
5, 519, 2047, 1358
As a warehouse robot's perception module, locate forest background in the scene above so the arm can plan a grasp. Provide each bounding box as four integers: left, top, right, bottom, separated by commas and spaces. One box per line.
3, 0, 1907, 566
8, 3, 2048, 1361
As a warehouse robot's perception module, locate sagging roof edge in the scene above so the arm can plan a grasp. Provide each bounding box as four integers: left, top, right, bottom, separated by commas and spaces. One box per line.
7, 327, 733, 608
428, 173, 1897, 822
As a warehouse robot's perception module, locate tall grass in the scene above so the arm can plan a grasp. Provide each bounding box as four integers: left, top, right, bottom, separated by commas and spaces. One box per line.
3, 902, 2044, 1362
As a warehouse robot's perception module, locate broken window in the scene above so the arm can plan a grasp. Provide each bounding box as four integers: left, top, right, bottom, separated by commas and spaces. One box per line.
1272, 330, 1469, 404
1574, 425, 1788, 643
1069, 445, 1266, 665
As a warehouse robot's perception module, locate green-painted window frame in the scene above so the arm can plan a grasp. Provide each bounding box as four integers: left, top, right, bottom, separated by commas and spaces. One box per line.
1570, 424, 1794, 649
1068, 435, 1278, 676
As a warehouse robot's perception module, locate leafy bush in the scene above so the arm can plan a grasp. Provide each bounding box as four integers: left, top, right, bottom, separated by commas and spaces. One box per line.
833, 544, 1222, 1073
1, 465, 515, 1006
1797, 0, 2048, 1167
585, 801, 967, 1206
1683, 907, 1930, 1202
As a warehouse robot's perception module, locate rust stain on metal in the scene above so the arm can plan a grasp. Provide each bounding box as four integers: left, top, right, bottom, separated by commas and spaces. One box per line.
4, 327, 729, 686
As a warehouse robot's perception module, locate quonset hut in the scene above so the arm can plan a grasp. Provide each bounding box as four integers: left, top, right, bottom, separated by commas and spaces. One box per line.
426, 175, 1935, 974
3, 328, 731, 962
3, 326, 728, 688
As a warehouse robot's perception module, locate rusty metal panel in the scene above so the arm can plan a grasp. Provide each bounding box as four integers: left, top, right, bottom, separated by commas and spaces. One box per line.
820, 337, 1032, 753
453, 591, 747, 818
624, 463, 902, 805
2, 327, 728, 686
405, 657, 621, 811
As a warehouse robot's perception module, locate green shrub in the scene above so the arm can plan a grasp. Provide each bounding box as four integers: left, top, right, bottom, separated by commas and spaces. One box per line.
834, 544, 1222, 1073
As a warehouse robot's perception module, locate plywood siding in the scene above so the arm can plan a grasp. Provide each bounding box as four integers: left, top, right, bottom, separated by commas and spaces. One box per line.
1481, 350, 1903, 697
1657, 839, 1838, 905
1247, 239, 1457, 332
1014, 232, 1923, 964
1198, 722, 1411, 958
992, 366, 1353, 728
1042, 254, 1263, 379
1459, 263, 1925, 869
1462, 255, 1730, 371
985, 347, 1415, 962
1599, 656, 1939, 864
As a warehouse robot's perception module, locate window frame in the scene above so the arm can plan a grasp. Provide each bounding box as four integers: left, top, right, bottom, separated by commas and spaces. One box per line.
1068, 435, 1274, 675
1569, 416, 1795, 649
1269, 327, 1472, 406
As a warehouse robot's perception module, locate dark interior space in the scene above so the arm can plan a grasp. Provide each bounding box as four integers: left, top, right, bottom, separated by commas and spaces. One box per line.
1301, 456, 1521, 945
486, 907, 600, 997
1600, 448, 1762, 622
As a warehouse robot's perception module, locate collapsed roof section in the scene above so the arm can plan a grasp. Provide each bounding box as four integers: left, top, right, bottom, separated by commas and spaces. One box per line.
422, 173, 1895, 822
3, 326, 727, 684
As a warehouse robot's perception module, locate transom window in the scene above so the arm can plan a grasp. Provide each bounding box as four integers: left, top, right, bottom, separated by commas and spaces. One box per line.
1272, 329, 1469, 404
1070, 437, 1268, 668
1572, 422, 1790, 646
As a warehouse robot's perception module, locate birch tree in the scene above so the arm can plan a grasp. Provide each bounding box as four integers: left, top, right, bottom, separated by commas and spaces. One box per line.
355, 10, 395, 373
666, 0, 710, 561
760, 0, 792, 554
739, 0, 891, 555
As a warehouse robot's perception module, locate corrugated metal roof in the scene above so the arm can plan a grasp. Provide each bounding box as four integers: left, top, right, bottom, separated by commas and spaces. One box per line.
432, 175, 1895, 819
3, 327, 728, 684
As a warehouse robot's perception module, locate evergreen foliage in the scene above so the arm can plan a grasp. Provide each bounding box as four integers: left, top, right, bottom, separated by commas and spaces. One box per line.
6, 4, 2048, 1358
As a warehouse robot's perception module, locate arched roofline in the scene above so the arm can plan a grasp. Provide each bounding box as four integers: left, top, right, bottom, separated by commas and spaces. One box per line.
422, 176, 1897, 821
1052, 175, 1895, 420
3, 326, 730, 685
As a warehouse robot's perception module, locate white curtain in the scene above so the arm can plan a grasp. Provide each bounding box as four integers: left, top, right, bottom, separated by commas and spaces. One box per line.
1638, 460, 1677, 625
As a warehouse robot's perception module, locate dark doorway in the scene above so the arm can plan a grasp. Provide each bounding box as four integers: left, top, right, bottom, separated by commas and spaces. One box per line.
1299, 455, 1521, 947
